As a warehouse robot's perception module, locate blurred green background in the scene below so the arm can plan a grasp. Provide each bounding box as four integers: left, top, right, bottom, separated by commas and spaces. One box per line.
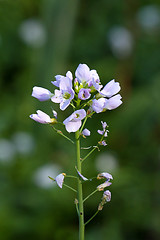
0, 0, 160, 239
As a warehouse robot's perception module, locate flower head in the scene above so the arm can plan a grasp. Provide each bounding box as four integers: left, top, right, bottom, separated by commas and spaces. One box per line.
63, 109, 86, 133
76, 169, 88, 181
98, 140, 107, 146
30, 110, 57, 124
91, 98, 107, 113
78, 88, 91, 100
75, 64, 102, 91
82, 128, 90, 137
103, 190, 111, 202
32, 86, 52, 101
104, 94, 122, 110
98, 190, 111, 210
97, 121, 109, 137
97, 181, 112, 191
51, 76, 75, 111
97, 172, 113, 180
52, 71, 73, 87
75, 64, 91, 84
100, 79, 121, 98
55, 173, 66, 188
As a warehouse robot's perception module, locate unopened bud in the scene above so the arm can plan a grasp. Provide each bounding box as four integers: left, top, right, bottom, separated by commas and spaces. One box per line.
50, 118, 57, 124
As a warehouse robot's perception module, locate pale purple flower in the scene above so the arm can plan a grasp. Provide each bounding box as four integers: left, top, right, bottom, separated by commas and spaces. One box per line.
75, 63, 103, 92
91, 98, 107, 113
76, 169, 88, 181
97, 172, 113, 180
32, 86, 52, 101
75, 64, 91, 84
30, 110, 53, 124
88, 70, 102, 91
78, 88, 91, 100
55, 173, 66, 188
99, 140, 107, 146
52, 71, 73, 87
97, 121, 108, 137
97, 181, 112, 191
100, 79, 120, 98
63, 109, 86, 133
82, 128, 90, 136
52, 109, 57, 119
104, 94, 122, 110
51, 77, 75, 110
103, 190, 111, 202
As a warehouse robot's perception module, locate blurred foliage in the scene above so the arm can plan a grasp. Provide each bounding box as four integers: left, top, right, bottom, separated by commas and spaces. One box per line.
0, 0, 160, 239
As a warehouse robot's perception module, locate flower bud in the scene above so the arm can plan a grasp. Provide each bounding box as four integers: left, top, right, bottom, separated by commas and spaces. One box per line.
97, 181, 112, 191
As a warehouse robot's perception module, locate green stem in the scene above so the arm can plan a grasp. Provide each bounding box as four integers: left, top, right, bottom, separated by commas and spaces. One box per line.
83, 189, 98, 203
81, 146, 98, 163
66, 175, 78, 179
51, 126, 74, 144
85, 210, 99, 226
75, 131, 85, 240
79, 116, 88, 133
63, 183, 77, 193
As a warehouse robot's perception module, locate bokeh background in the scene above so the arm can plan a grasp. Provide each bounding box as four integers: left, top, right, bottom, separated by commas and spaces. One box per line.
0, 0, 160, 239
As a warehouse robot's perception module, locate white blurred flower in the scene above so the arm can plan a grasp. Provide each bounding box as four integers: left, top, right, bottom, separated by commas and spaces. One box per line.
12, 132, 35, 155
136, 5, 160, 32
19, 19, 46, 47
33, 164, 62, 189
95, 152, 119, 173
0, 139, 16, 162
108, 26, 134, 59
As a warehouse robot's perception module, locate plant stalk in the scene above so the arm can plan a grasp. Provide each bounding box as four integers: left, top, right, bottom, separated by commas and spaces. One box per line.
75, 131, 85, 240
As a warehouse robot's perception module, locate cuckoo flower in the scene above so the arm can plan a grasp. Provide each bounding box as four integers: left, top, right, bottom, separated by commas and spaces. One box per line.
55, 173, 66, 188
30, 110, 57, 124
97, 172, 113, 181
76, 169, 88, 181
91, 98, 107, 113
97, 181, 112, 191
51, 71, 73, 87
103, 190, 111, 202
104, 94, 122, 110
32, 86, 52, 101
98, 190, 111, 210
78, 88, 91, 100
89, 70, 102, 91
97, 121, 109, 137
82, 128, 90, 137
100, 79, 120, 98
63, 109, 86, 133
75, 64, 91, 84
75, 64, 101, 91
51, 76, 75, 110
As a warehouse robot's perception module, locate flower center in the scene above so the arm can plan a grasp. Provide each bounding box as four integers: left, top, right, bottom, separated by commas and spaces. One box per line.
63, 92, 71, 99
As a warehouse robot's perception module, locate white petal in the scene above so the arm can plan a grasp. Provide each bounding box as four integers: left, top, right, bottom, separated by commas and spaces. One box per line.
36, 110, 51, 123
65, 121, 81, 133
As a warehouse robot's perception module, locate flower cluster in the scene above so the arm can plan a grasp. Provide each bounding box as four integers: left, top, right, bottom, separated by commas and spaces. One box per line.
30, 64, 122, 133
97, 172, 112, 210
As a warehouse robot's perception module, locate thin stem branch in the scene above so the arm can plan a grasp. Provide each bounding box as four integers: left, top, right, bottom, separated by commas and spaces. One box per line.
75, 199, 80, 217
48, 176, 77, 193
85, 210, 100, 226
66, 175, 78, 179
63, 183, 77, 193
51, 126, 74, 144
83, 189, 98, 203
81, 146, 98, 163
79, 117, 88, 133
